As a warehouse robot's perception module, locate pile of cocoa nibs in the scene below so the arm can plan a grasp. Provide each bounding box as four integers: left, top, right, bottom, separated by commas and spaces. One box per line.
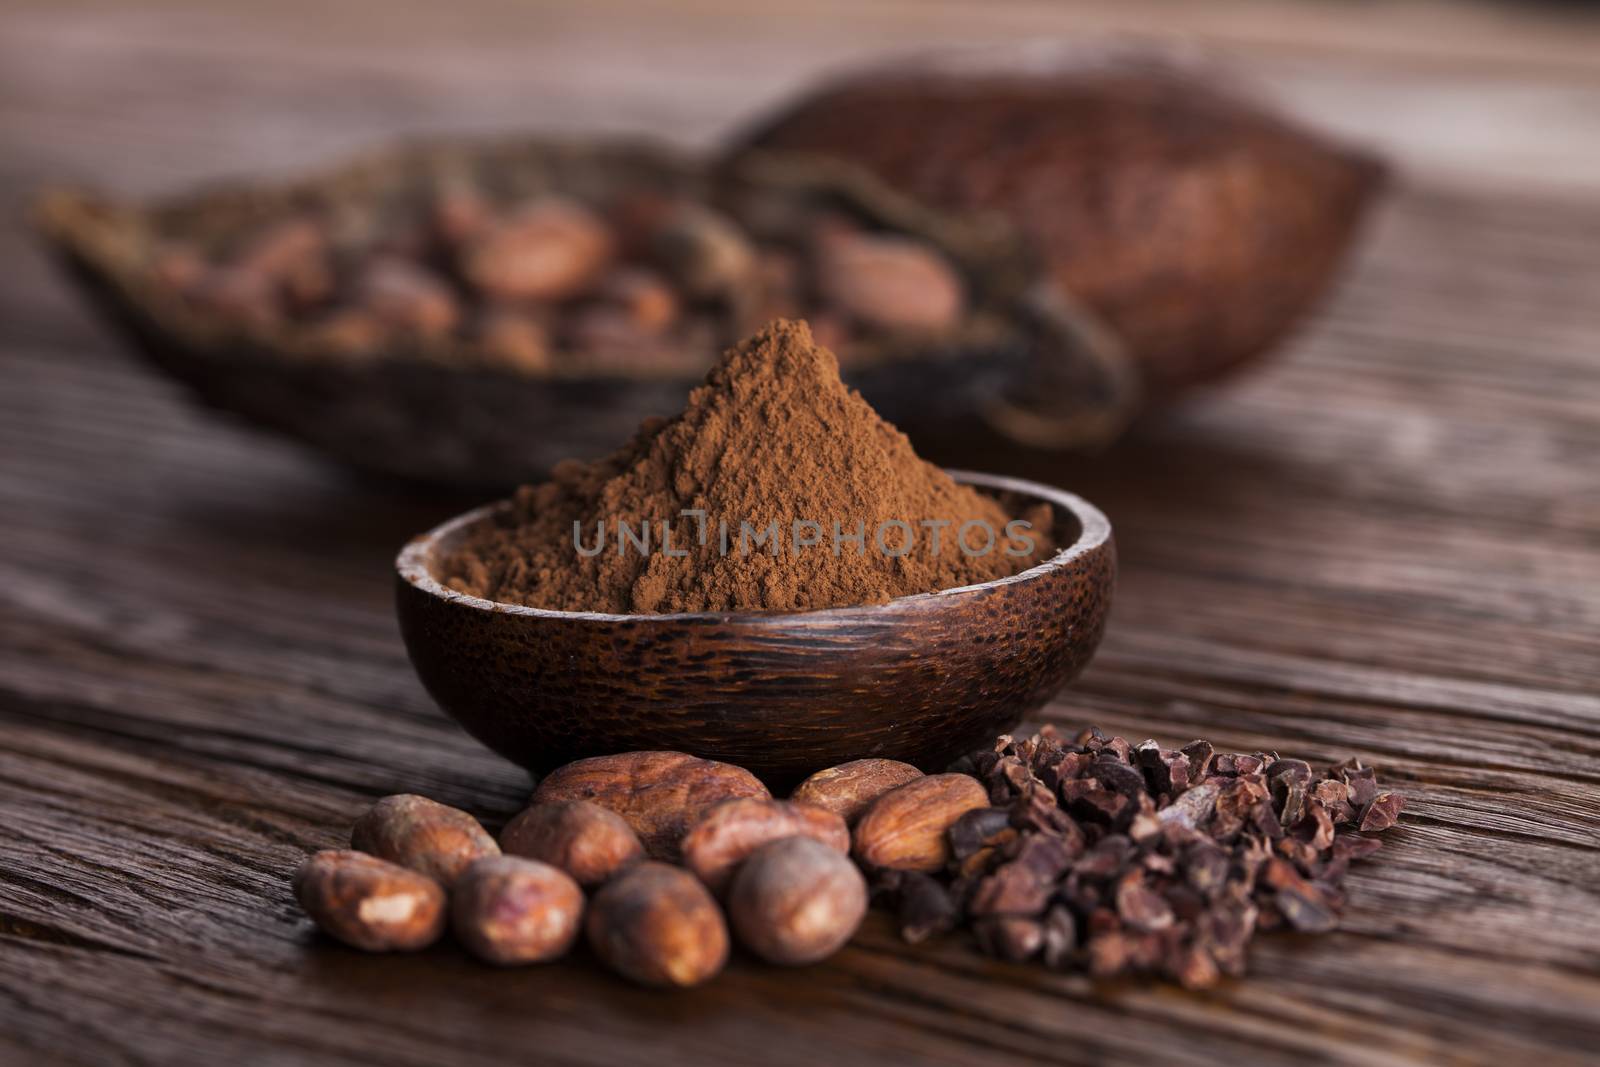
291, 729, 1401, 990
891, 726, 1405, 987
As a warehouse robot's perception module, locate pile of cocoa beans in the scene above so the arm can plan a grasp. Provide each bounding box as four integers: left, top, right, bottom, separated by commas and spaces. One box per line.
294, 732, 1399, 989
295, 750, 936, 986
152, 184, 967, 374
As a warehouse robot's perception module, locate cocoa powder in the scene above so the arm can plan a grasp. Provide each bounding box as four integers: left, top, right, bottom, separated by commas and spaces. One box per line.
443, 319, 1052, 613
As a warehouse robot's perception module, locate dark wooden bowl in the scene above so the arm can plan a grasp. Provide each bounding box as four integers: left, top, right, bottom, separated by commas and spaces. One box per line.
395, 472, 1114, 787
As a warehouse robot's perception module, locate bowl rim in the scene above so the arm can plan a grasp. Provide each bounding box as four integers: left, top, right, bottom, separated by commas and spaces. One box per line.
396, 469, 1110, 623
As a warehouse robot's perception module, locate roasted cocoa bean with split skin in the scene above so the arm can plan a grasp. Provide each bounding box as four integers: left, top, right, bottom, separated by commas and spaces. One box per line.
853, 773, 989, 872
586, 862, 729, 988
681, 798, 849, 894
531, 751, 769, 861
452, 855, 585, 965
293, 849, 447, 952
790, 758, 924, 824
500, 800, 644, 887
350, 794, 499, 887
728, 836, 867, 966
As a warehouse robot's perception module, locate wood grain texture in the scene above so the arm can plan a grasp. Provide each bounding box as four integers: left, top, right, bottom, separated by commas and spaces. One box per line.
1, 1, 1598, 1065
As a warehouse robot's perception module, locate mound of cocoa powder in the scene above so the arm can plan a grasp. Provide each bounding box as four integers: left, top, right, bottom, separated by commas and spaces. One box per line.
442, 319, 1053, 613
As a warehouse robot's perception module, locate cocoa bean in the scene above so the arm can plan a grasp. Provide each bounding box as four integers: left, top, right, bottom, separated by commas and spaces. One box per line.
293, 849, 446, 952
680, 798, 848, 894
350, 794, 499, 887
452, 855, 584, 965
500, 800, 643, 887
586, 862, 728, 988
727, 836, 866, 966
531, 751, 769, 860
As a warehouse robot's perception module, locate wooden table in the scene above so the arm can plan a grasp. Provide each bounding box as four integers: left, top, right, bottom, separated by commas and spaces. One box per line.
2, 2, 1598, 1063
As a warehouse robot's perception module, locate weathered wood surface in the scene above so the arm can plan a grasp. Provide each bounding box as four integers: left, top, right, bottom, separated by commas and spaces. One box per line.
2, 2, 1598, 1064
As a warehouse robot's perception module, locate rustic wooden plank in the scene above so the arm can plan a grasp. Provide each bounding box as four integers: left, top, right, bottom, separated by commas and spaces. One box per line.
8, 0, 1600, 205
2, 0, 1599, 1064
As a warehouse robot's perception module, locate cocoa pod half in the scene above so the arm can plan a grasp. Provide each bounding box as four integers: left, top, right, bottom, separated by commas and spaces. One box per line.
729, 50, 1384, 441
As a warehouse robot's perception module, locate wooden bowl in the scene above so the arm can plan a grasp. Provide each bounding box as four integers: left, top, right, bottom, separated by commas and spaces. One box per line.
394, 472, 1114, 786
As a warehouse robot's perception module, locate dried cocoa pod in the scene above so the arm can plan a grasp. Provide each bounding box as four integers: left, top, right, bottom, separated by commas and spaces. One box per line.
499, 800, 644, 887
350, 794, 500, 886
530, 751, 769, 861
586, 861, 729, 988
727, 836, 866, 966
451, 855, 585, 965
731, 51, 1384, 434
790, 759, 924, 824
40, 138, 1064, 491
680, 798, 849, 894
293, 849, 447, 952
853, 773, 989, 872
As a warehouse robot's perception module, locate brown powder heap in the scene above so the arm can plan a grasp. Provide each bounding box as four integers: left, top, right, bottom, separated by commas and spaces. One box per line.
443, 320, 1052, 613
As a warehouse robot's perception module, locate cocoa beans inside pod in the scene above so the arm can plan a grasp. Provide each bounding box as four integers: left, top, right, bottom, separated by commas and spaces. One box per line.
530, 751, 770, 861
728, 50, 1385, 442
36, 138, 1042, 489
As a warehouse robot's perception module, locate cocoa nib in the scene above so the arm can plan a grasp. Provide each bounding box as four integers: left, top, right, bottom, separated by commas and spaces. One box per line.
884, 727, 1403, 987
